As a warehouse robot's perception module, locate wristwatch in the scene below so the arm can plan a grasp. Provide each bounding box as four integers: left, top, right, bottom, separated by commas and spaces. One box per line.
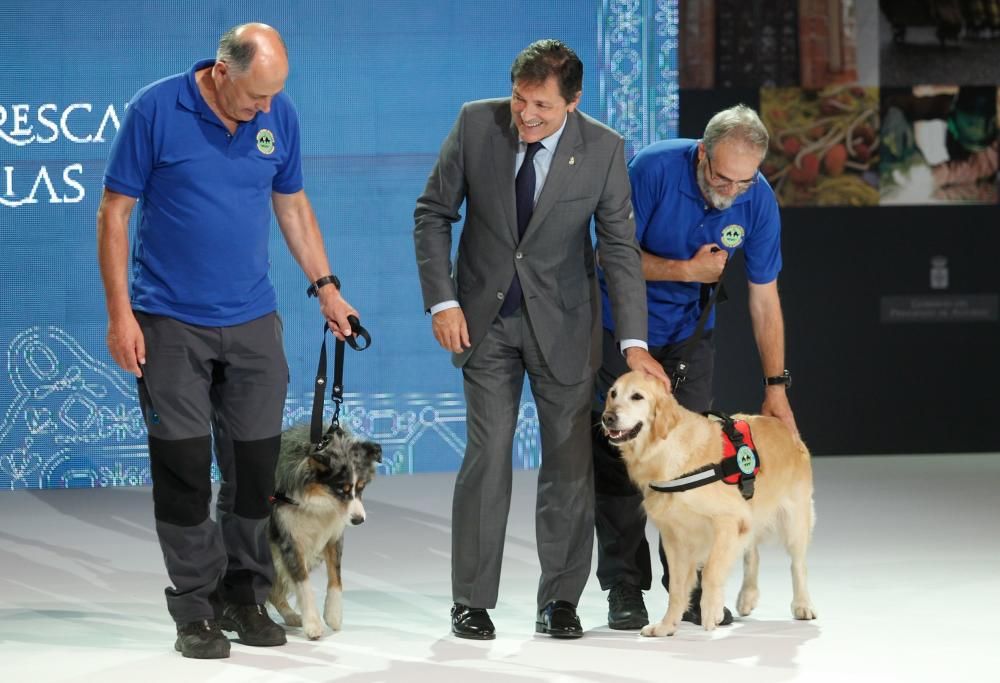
306, 274, 340, 298
764, 370, 792, 388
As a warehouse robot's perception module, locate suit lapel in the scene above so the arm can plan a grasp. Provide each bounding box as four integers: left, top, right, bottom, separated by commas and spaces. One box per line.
490, 116, 519, 243
524, 112, 583, 239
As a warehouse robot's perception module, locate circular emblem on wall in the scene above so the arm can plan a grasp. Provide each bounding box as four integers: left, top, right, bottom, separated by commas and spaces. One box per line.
720, 224, 745, 248
736, 445, 757, 475
256, 129, 275, 155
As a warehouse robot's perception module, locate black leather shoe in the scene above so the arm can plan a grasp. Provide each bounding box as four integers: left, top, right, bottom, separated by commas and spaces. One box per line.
174, 619, 230, 659
536, 600, 583, 638
451, 603, 496, 640
219, 603, 287, 646
682, 604, 734, 626
607, 583, 648, 630
681, 584, 734, 626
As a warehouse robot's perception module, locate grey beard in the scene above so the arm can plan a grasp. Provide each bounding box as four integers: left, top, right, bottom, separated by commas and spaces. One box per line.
697, 170, 739, 211
696, 159, 736, 210
705, 187, 735, 210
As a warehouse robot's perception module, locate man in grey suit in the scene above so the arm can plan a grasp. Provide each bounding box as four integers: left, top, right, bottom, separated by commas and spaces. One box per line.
413, 39, 668, 640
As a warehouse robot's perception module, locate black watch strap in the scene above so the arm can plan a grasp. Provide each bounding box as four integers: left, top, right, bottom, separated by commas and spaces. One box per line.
764, 370, 792, 388
307, 274, 340, 298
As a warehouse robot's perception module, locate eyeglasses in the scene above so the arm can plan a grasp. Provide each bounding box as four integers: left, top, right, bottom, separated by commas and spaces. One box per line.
705, 155, 758, 191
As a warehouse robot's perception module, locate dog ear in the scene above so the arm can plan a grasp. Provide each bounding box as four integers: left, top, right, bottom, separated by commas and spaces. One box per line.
363, 442, 383, 464
310, 448, 332, 473
651, 388, 678, 441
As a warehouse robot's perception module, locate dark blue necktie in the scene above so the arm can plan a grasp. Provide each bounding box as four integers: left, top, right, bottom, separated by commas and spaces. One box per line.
499, 141, 543, 317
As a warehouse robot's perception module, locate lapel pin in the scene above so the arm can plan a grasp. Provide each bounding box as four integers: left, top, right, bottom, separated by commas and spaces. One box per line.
569, 156, 576, 165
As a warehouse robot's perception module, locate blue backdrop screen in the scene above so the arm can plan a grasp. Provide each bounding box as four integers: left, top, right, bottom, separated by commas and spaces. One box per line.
0, 0, 677, 489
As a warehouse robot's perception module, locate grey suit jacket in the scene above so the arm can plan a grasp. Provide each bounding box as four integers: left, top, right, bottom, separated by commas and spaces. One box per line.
414, 99, 647, 385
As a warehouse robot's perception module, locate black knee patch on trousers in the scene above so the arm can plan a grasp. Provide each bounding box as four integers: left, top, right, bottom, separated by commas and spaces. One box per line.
149, 435, 213, 526
232, 435, 281, 520
592, 412, 641, 497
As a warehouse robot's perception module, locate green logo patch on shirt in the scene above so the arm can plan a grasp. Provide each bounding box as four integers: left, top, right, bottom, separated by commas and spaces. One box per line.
256, 128, 275, 155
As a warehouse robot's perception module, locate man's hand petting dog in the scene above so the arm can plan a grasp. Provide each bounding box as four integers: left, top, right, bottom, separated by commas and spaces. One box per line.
624, 346, 672, 390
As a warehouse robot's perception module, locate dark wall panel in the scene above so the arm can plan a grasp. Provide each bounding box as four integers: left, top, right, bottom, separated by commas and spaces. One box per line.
710, 205, 999, 455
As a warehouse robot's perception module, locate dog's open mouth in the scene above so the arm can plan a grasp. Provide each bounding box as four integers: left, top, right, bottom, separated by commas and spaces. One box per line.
605, 422, 642, 444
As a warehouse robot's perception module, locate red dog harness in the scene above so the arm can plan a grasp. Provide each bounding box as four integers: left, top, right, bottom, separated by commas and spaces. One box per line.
649, 411, 760, 499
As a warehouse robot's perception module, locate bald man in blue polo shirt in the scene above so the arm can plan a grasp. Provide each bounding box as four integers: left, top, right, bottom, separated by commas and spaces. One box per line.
592, 105, 799, 632
97, 23, 358, 659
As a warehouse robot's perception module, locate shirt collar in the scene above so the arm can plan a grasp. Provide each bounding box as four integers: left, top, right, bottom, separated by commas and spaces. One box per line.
679, 142, 704, 200
519, 113, 568, 153
178, 59, 217, 114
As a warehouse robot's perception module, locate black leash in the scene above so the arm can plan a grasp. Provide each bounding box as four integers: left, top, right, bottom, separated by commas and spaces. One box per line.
271, 314, 371, 508
672, 248, 730, 388
310, 314, 372, 448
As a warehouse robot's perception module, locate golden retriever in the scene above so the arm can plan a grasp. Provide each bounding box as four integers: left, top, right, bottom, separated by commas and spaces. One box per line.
601, 371, 816, 636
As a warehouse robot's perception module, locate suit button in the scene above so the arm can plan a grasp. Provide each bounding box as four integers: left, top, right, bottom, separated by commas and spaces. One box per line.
496, 292, 504, 300
515, 251, 523, 259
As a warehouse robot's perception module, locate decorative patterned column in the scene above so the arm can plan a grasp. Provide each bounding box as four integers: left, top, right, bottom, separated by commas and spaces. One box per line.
599, 0, 680, 159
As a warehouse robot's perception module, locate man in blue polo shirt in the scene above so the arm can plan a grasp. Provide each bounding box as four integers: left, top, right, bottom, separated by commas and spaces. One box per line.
97, 23, 359, 659
592, 104, 798, 631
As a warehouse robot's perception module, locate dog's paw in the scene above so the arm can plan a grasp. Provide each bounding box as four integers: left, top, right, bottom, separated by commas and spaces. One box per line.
324, 589, 343, 631
700, 601, 725, 631
303, 617, 325, 640
640, 620, 678, 637
791, 600, 817, 620
737, 587, 759, 616
279, 610, 302, 627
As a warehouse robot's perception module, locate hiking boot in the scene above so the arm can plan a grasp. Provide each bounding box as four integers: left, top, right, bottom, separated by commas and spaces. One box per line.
607, 583, 648, 630
174, 619, 230, 659
219, 603, 287, 646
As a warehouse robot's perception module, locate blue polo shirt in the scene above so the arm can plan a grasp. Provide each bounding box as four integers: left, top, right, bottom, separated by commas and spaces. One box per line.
104, 59, 304, 326
599, 139, 781, 346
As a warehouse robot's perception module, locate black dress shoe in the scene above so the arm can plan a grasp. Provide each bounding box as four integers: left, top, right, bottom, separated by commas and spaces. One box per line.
607, 583, 648, 630
451, 603, 495, 640
677, 576, 734, 626
535, 600, 583, 638
682, 604, 734, 626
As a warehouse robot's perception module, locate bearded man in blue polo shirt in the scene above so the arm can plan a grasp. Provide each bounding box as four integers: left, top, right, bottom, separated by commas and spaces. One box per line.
592, 104, 799, 631
97, 23, 359, 659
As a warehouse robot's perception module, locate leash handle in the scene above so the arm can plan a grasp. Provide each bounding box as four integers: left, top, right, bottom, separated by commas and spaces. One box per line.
672, 254, 731, 387
310, 316, 372, 446
344, 314, 372, 351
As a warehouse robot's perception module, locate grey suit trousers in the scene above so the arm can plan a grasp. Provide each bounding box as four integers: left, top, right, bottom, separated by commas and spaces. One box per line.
453, 307, 594, 612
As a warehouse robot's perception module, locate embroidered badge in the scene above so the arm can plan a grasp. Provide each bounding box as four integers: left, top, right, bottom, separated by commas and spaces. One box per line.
736, 445, 757, 475
720, 224, 745, 248
256, 129, 275, 155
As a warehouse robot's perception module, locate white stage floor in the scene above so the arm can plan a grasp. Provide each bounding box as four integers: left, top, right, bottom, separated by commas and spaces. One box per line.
1, 453, 998, 682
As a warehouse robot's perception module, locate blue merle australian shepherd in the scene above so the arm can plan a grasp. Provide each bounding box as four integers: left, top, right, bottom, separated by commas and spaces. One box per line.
267, 424, 381, 639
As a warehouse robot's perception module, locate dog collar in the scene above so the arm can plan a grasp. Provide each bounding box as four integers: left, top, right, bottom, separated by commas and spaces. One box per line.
649, 412, 760, 500
269, 491, 299, 506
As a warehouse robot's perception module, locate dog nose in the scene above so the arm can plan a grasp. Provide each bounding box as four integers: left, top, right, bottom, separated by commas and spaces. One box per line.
350, 515, 365, 526
602, 412, 617, 429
